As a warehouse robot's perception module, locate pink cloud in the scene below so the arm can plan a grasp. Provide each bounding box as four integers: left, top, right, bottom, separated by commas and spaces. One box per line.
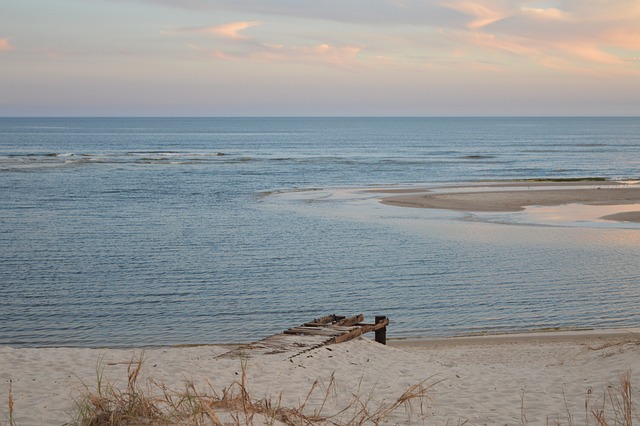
553, 42, 625, 65
204, 21, 260, 40
183, 2, 640, 75
0, 37, 12, 52
444, 0, 511, 29
464, 32, 538, 57
177, 20, 362, 68
211, 42, 362, 68
437, 1, 640, 74
603, 29, 640, 50
520, 7, 571, 21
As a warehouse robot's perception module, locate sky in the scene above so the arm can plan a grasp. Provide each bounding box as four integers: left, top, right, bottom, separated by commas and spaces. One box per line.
1, 0, 639, 116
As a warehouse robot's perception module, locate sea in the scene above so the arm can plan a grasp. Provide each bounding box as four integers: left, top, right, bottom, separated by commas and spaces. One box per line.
1, 117, 640, 347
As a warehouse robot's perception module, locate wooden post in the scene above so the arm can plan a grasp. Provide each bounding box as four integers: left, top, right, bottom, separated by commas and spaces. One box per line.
374, 316, 387, 345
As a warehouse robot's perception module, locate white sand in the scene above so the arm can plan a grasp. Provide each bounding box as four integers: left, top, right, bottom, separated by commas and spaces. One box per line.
2, 330, 640, 425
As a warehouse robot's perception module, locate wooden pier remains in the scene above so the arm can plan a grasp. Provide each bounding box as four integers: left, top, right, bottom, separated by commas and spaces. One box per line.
220, 314, 388, 359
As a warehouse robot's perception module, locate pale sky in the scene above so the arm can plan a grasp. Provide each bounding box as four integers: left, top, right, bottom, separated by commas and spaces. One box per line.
1, 0, 639, 116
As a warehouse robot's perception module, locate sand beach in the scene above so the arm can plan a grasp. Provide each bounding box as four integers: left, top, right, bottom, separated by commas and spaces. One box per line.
2, 330, 640, 425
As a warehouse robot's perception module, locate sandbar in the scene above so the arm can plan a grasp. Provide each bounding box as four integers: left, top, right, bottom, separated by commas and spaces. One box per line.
379, 180, 640, 222
601, 211, 640, 222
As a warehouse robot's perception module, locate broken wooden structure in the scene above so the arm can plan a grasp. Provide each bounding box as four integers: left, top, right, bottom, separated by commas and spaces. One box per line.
220, 314, 388, 359
284, 314, 388, 344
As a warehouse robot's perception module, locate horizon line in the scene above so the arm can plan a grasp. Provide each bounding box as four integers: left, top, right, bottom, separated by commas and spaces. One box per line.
2, 115, 640, 119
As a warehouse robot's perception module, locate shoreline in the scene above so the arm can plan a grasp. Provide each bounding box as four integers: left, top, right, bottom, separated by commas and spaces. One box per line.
4, 326, 640, 350
388, 326, 640, 348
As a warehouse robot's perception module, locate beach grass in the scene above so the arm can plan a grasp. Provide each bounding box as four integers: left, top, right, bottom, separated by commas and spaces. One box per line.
66, 360, 638, 426
519, 371, 638, 426
588, 371, 637, 426
3, 346, 638, 425
67, 354, 433, 425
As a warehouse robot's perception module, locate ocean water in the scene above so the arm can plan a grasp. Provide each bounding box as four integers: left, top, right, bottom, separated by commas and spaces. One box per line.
1, 117, 640, 347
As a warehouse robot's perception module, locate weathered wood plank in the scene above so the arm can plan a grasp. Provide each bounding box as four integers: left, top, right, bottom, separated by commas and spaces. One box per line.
331, 319, 390, 344
286, 325, 346, 332
284, 327, 345, 336
335, 314, 364, 327
305, 314, 345, 326
332, 327, 366, 344
325, 325, 359, 332
352, 319, 389, 332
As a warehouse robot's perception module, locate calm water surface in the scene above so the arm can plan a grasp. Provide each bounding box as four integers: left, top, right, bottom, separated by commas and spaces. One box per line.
1, 117, 639, 347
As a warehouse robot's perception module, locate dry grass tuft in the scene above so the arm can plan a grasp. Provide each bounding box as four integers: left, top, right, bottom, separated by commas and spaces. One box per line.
521, 371, 639, 426
589, 371, 638, 426
5, 380, 15, 426
0, 380, 16, 426
71, 353, 166, 425
68, 354, 434, 425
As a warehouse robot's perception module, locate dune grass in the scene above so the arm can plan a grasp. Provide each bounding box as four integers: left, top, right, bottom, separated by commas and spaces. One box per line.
67, 354, 433, 425
66, 357, 638, 426
2, 351, 638, 425
518, 371, 638, 426
588, 371, 637, 426
67, 358, 639, 426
